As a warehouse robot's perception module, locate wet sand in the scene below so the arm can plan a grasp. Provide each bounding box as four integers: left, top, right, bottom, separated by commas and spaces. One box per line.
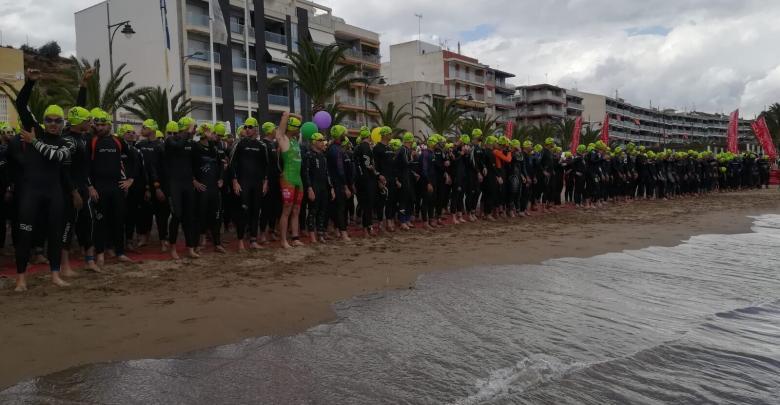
0, 189, 778, 388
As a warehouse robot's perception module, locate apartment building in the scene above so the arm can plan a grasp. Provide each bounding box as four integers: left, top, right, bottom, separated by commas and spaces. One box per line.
0, 47, 25, 125
75, 0, 379, 130
381, 40, 516, 134
511, 84, 582, 127
570, 90, 754, 147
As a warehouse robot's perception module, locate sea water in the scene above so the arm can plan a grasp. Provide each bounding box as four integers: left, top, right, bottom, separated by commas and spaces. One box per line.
3, 215, 780, 404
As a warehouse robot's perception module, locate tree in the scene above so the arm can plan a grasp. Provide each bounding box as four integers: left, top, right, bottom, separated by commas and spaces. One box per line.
125, 86, 194, 127
528, 122, 557, 145
512, 123, 533, 141
760, 103, 780, 145
58, 58, 146, 113
414, 98, 463, 139
38, 41, 61, 59
0, 80, 55, 123
458, 114, 499, 138
370, 101, 410, 133
287, 39, 358, 113
555, 118, 577, 150
581, 124, 601, 145
20, 44, 36, 54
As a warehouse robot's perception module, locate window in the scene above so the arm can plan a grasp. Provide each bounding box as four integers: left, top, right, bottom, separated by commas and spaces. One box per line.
0, 95, 7, 122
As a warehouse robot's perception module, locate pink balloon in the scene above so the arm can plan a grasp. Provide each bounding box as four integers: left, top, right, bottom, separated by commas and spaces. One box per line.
313, 111, 332, 129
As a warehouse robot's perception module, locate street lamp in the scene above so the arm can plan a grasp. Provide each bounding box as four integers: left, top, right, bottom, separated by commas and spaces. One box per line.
361, 75, 386, 126
106, 2, 135, 125
182, 51, 204, 64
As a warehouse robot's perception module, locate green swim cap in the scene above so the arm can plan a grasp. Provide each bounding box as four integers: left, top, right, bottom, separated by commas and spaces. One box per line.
142, 118, 159, 131
471, 129, 483, 138
214, 121, 227, 136
165, 121, 179, 133
67, 106, 90, 125
389, 138, 402, 150
402, 132, 414, 143
261, 122, 276, 134
287, 116, 302, 131
197, 123, 213, 134
331, 125, 347, 139
544, 137, 555, 146
117, 124, 135, 137
553, 146, 562, 154
155, 130, 164, 138
360, 126, 371, 138
510, 139, 521, 148
460, 135, 471, 144
380, 126, 392, 136
44, 105, 64, 119
533, 144, 543, 153
244, 117, 258, 128
178, 116, 194, 131
577, 145, 586, 154
523, 140, 532, 148
312, 132, 325, 141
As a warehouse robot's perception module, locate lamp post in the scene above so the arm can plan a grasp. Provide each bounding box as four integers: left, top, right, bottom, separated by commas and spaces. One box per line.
361, 75, 385, 127
106, 1, 135, 125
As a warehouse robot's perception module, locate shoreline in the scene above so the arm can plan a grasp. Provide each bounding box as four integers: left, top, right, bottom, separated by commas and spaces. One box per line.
1, 189, 778, 389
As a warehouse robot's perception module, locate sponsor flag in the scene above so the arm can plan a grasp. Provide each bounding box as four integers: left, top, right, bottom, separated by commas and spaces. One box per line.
726, 109, 739, 153
569, 116, 583, 153
600, 113, 610, 144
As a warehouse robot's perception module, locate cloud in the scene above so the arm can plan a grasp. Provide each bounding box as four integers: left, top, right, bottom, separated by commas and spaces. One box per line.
0, 0, 97, 55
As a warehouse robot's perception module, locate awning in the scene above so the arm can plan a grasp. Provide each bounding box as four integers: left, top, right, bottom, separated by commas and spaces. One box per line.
309, 28, 335, 45
265, 48, 291, 65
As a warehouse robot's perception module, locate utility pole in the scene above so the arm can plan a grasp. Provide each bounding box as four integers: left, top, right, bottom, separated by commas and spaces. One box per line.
414, 13, 423, 53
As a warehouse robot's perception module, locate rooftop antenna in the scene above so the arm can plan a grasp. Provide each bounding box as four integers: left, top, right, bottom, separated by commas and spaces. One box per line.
457, 41, 461, 54
414, 13, 423, 54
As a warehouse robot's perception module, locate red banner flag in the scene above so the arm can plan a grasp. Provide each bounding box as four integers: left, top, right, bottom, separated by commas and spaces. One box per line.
726, 109, 739, 153
760, 117, 778, 159
505, 120, 515, 139
570, 116, 583, 153
600, 113, 610, 144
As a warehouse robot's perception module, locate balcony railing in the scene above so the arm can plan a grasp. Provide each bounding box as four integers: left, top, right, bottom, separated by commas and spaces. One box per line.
343, 48, 381, 64
268, 94, 289, 106
233, 89, 258, 103
266, 64, 289, 76
232, 57, 257, 71
187, 13, 209, 27
265, 31, 287, 45
190, 84, 222, 98
340, 118, 363, 129
229, 21, 255, 38
189, 50, 220, 64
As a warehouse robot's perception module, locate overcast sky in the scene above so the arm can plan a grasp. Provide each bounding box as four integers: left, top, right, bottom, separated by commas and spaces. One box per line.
1, 0, 777, 117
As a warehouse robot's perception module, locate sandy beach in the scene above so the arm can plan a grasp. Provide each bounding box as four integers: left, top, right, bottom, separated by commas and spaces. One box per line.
0, 189, 778, 389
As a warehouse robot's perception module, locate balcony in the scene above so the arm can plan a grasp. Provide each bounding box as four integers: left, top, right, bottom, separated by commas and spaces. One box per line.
265, 31, 287, 46
229, 21, 255, 38
268, 94, 289, 106
189, 50, 220, 64
190, 84, 222, 98
232, 56, 257, 71
340, 118, 363, 129
337, 96, 363, 107
448, 72, 486, 85
266, 63, 289, 76
233, 89, 258, 103
567, 101, 584, 110
187, 13, 209, 27
343, 48, 381, 64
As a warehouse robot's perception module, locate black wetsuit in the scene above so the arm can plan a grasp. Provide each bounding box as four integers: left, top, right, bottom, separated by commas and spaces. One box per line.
354, 140, 377, 229
373, 142, 395, 221
165, 133, 198, 248
11, 79, 72, 274
193, 140, 223, 246
327, 141, 350, 231
259, 137, 281, 235
123, 141, 145, 244
394, 145, 415, 223
303, 149, 331, 235
136, 137, 169, 240
229, 137, 267, 241
62, 85, 92, 251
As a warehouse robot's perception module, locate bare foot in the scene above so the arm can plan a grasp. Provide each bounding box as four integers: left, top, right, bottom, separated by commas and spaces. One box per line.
62, 267, 78, 278
14, 275, 27, 292
342, 233, 351, 242
237, 240, 246, 252
96, 254, 105, 269
137, 235, 148, 248
170, 248, 181, 260
186, 248, 200, 258
52, 273, 71, 287
85, 261, 103, 273
32, 254, 49, 265
281, 240, 292, 249
292, 239, 304, 247
161, 241, 170, 253
250, 241, 261, 249
215, 245, 227, 254
117, 255, 135, 264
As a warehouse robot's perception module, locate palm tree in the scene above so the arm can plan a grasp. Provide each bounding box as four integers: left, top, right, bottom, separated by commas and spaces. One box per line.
125, 86, 194, 126
555, 118, 577, 150
581, 124, 601, 145
458, 114, 499, 137
529, 122, 557, 145
414, 98, 463, 139
287, 39, 358, 113
370, 101, 410, 133
512, 123, 533, 141
58, 58, 146, 113
760, 103, 780, 145
0, 80, 56, 123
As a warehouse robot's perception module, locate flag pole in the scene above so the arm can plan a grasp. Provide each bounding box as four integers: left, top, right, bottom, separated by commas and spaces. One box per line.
159, 0, 173, 122
244, 0, 252, 118
208, 0, 218, 122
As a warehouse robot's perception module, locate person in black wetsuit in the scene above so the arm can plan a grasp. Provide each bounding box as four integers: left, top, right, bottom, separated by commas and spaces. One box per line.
449, 135, 469, 224
303, 132, 332, 243
136, 119, 169, 251
465, 131, 485, 221
229, 117, 267, 251
327, 125, 352, 241
417, 137, 437, 228
165, 117, 199, 259
259, 122, 281, 244
86, 109, 136, 267
395, 132, 416, 230
9, 69, 74, 291
118, 124, 146, 251
373, 127, 395, 232
354, 126, 378, 236
192, 123, 226, 253
572, 145, 587, 207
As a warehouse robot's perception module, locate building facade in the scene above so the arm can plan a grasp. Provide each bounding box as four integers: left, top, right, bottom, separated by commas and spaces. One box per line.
75, 0, 379, 131
510, 84, 582, 127
0, 47, 25, 125
570, 90, 754, 148
381, 40, 516, 135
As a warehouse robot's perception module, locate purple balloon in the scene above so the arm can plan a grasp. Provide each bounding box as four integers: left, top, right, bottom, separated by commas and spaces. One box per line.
313, 111, 332, 129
